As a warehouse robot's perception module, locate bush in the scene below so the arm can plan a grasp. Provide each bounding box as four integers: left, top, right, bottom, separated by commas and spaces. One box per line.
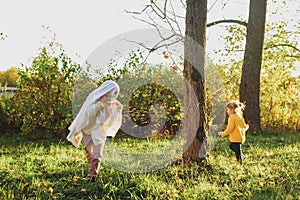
6, 46, 80, 137
0, 96, 8, 132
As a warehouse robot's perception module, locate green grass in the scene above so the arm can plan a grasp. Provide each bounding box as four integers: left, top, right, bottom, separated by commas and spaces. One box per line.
0, 132, 299, 199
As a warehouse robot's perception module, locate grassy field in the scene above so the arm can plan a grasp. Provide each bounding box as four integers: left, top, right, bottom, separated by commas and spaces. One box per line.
0, 132, 299, 200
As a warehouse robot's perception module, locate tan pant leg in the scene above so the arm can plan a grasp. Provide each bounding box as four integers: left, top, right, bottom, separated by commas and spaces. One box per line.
82, 133, 105, 177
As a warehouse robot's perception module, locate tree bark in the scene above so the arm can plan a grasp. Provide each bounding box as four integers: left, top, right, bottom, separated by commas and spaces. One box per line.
240, 0, 267, 132
183, 0, 207, 163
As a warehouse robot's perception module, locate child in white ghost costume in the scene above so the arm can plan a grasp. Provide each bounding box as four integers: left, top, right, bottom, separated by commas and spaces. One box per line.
67, 80, 122, 181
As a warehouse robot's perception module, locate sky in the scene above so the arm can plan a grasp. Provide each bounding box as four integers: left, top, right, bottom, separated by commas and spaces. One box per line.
0, 0, 299, 75
0, 0, 248, 71
0, 0, 151, 71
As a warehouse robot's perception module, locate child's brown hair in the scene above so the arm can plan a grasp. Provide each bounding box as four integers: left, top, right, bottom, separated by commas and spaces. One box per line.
227, 100, 246, 116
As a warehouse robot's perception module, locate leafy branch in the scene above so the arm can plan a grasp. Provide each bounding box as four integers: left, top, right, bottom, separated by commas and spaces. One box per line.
265, 43, 300, 58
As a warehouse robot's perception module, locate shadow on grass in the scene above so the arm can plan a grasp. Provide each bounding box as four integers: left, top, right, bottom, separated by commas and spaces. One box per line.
0, 131, 66, 149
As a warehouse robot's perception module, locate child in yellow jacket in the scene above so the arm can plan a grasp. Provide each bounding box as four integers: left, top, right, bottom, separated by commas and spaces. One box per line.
218, 100, 249, 164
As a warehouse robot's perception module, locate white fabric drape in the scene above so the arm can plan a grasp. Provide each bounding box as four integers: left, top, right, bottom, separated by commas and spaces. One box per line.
67, 80, 122, 147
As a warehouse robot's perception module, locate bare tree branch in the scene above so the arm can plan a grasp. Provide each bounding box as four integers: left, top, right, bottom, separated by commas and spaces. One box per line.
166, 9, 185, 19
163, 0, 168, 19
132, 15, 165, 30
125, 3, 165, 20
207, 19, 247, 28
169, 0, 183, 35
222, 0, 231, 10
125, 5, 151, 15
124, 33, 183, 63
125, 0, 184, 47
224, 48, 245, 52
208, 0, 220, 12
180, 0, 186, 9
151, 1, 167, 19
286, 55, 300, 58
125, 33, 182, 53
126, 1, 250, 63
265, 43, 300, 52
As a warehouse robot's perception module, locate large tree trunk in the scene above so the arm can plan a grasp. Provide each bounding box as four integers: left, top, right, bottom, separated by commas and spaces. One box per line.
183, 0, 207, 163
240, 0, 267, 132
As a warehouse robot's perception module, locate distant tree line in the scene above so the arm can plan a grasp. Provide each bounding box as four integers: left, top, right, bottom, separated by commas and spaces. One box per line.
0, 67, 19, 87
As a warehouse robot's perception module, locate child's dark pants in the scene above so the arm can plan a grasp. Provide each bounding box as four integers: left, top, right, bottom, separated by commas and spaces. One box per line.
229, 142, 243, 164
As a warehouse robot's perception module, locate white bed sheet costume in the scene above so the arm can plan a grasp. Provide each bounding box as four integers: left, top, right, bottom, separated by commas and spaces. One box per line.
67, 80, 122, 146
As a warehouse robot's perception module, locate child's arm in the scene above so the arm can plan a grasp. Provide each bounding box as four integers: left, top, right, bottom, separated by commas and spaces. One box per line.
218, 116, 235, 137
241, 117, 249, 131
113, 100, 122, 109
88, 95, 106, 117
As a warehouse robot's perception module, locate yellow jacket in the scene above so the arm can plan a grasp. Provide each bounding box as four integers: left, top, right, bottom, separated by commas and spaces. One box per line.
220, 114, 247, 143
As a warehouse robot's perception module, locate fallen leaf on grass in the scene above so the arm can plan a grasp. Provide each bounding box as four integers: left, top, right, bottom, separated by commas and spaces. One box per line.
265, 152, 273, 156
223, 183, 229, 189
48, 187, 53, 193
288, 168, 295, 173
278, 177, 287, 184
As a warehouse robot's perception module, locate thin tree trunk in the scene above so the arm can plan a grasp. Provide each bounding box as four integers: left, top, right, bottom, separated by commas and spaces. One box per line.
240, 0, 267, 132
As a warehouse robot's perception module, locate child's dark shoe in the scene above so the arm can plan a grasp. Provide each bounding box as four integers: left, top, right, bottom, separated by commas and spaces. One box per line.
85, 175, 97, 182
91, 176, 97, 182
